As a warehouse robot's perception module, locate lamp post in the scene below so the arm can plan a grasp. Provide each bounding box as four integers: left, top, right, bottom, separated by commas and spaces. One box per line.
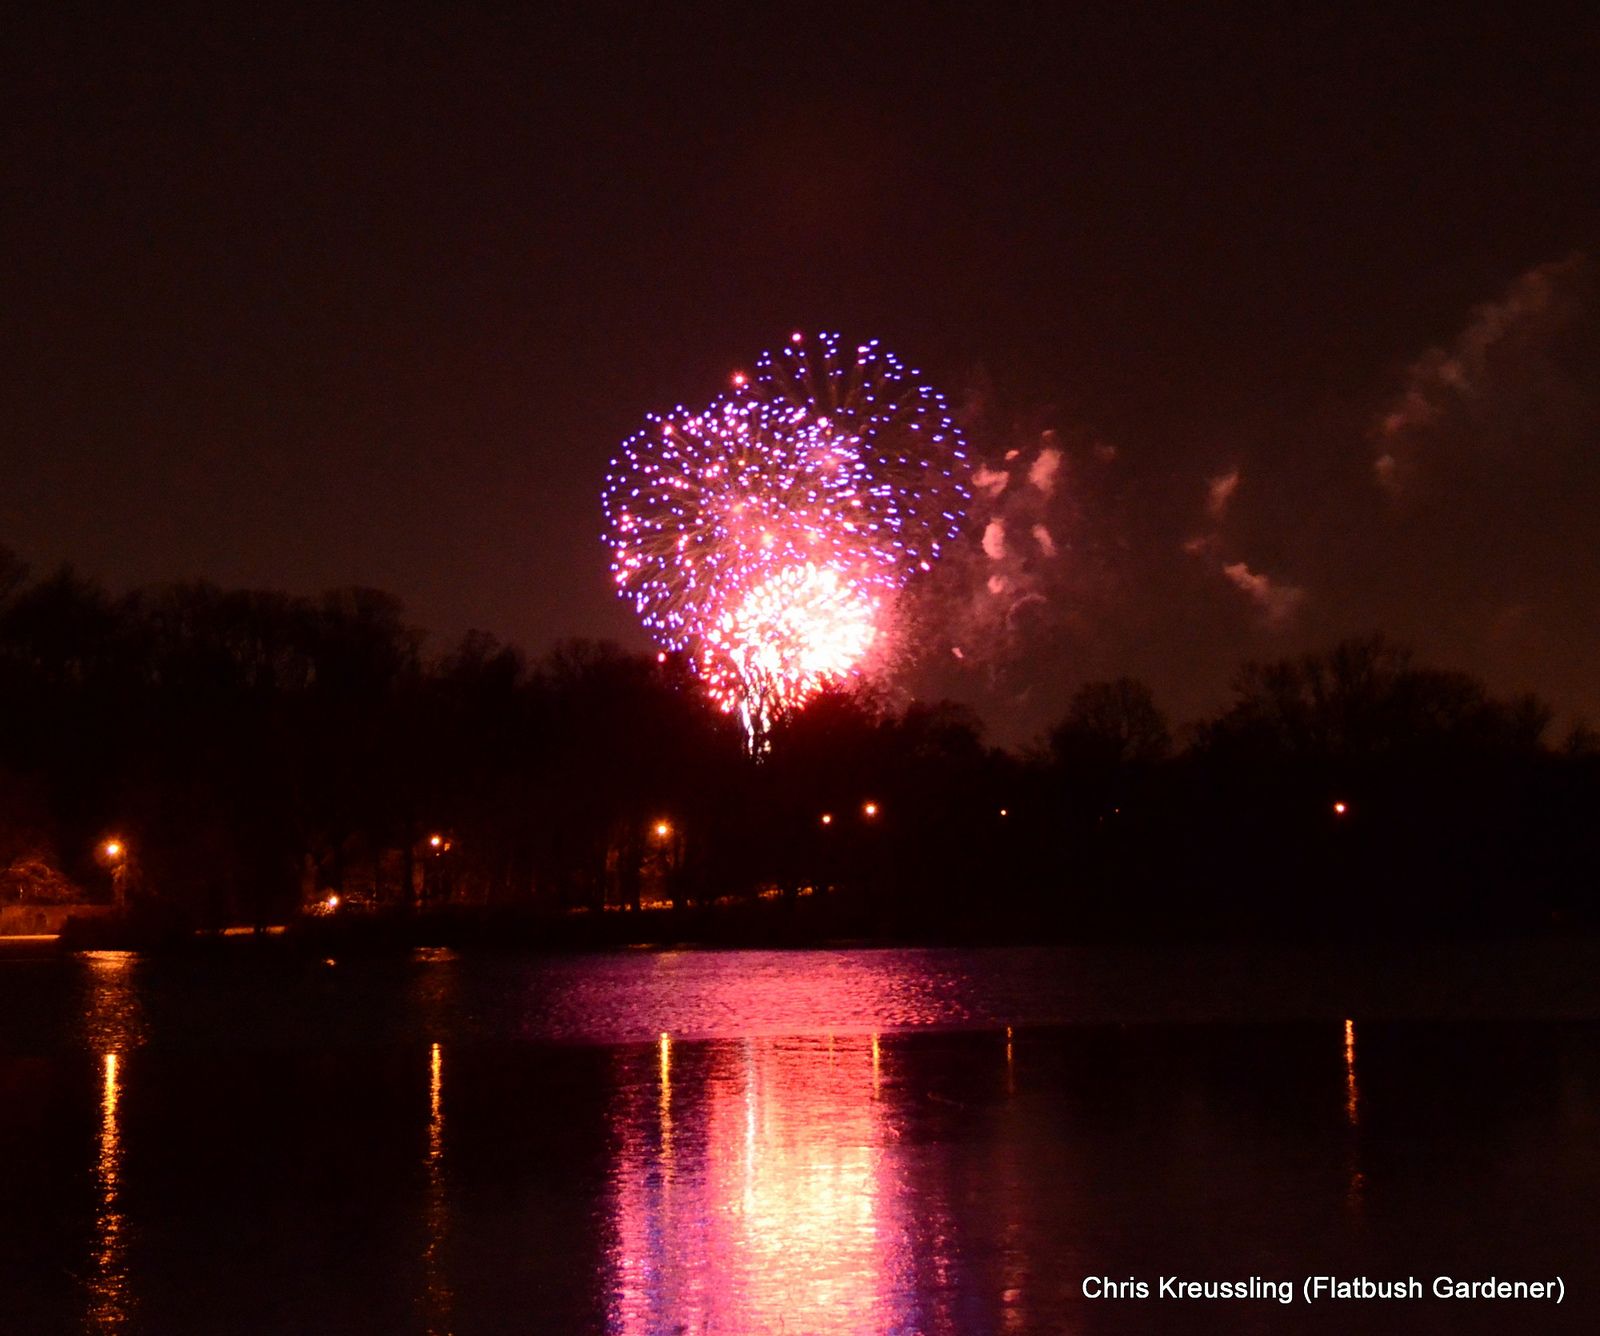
424, 833, 454, 907
99, 839, 128, 910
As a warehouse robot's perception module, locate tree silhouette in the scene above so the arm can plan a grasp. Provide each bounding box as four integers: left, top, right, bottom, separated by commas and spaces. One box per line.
0, 545, 1590, 940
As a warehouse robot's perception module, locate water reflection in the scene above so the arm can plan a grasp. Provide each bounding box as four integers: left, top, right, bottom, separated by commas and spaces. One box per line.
87, 1050, 127, 1331
607, 1034, 924, 1334
1343, 1018, 1359, 1125
82, 951, 142, 1332
1343, 1018, 1366, 1213
81, 950, 146, 1053
17, 947, 1593, 1334
412, 952, 458, 1335
519, 948, 994, 1045
421, 1041, 452, 1335
655, 1031, 675, 1183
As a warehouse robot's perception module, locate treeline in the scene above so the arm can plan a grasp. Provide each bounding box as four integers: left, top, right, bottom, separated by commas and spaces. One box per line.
0, 548, 1595, 937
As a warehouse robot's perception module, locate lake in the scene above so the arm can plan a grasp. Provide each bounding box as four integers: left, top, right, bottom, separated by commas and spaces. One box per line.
1, 940, 1598, 1333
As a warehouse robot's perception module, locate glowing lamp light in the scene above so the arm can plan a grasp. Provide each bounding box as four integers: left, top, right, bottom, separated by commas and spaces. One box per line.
429, 834, 443, 848
999, 808, 1009, 818
862, 802, 879, 818
820, 813, 833, 826
1333, 801, 1349, 816
102, 840, 124, 860
654, 821, 672, 839
325, 893, 340, 911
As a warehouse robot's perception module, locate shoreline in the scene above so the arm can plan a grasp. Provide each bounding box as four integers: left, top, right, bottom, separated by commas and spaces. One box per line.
2, 896, 1594, 958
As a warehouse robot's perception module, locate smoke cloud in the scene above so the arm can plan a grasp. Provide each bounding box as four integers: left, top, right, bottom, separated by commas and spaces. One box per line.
1222, 561, 1305, 624
1373, 251, 1592, 494
897, 251, 1599, 746
1206, 468, 1240, 519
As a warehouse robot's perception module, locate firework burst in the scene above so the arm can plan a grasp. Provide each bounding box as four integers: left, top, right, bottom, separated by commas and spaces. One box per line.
602, 332, 970, 745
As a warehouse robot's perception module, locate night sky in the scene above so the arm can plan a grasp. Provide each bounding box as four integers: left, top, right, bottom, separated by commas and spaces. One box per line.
5, 4, 1597, 741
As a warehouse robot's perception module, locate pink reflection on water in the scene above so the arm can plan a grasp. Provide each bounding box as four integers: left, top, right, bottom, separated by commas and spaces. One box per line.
606, 1033, 935, 1335
525, 948, 979, 1045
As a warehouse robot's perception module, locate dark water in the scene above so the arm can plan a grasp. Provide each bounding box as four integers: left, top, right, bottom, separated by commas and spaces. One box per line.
2, 942, 1599, 1333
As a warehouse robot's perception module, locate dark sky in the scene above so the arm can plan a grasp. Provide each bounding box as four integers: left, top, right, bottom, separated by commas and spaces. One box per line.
4, 3, 1597, 741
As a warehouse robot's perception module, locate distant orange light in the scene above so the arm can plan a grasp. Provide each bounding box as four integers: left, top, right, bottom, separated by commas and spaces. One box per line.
862, 802, 878, 818
1333, 801, 1349, 816
820, 813, 833, 826
102, 840, 123, 859
654, 821, 671, 838
731, 371, 747, 387
325, 893, 340, 911
429, 834, 443, 848
998, 808, 1008, 818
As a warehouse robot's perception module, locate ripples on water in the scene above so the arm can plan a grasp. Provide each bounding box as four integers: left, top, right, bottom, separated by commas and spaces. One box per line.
0, 944, 1598, 1333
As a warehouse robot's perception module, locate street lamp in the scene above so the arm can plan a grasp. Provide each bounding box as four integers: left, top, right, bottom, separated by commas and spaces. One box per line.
862, 801, 879, 819
98, 838, 128, 909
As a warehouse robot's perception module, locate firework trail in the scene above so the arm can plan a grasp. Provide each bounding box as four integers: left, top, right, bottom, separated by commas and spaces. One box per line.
603, 332, 970, 745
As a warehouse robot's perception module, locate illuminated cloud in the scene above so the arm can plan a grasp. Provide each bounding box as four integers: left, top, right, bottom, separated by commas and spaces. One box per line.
972, 464, 1010, 497
1374, 251, 1591, 492
1341, 251, 1600, 733
1206, 468, 1240, 519
902, 422, 1117, 699
914, 254, 1599, 744
1028, 444, 1062, 495
1222, 561, 1305, 624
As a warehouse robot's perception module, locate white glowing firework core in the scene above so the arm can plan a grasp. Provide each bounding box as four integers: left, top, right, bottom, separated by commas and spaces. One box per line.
716, 563, 884, 741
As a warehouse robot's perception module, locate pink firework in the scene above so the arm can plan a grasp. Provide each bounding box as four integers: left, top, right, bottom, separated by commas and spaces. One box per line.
602, 332, 970, 744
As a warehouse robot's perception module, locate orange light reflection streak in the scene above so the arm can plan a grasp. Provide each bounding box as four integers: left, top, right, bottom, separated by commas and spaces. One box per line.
1343, 1018, 1359, 1126
1343, 1018, 1366, 1212
88, 1051, 127, 1331
83, 950, 141, 1332
421, 1041, 452, 1334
